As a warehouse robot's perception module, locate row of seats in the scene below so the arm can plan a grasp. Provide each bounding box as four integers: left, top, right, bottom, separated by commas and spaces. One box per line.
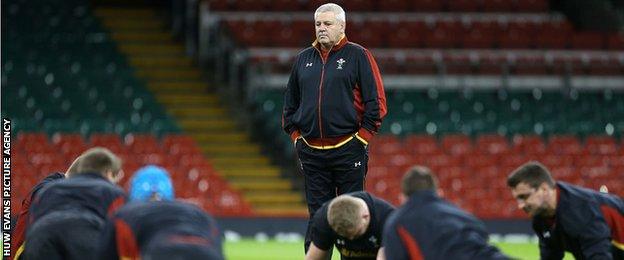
253, 88, 624, 138
252, 50, 624, 75
372, 133, 624, 154
224, 19, 624, 49
209, 0, 550, 12
2, 0, 178, 137
12, 133, 253, 216
365, 134, 623, 219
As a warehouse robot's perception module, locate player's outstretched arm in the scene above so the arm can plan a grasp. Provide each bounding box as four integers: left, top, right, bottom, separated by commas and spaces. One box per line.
376, 247, 386, 260
305, 242, 330, 260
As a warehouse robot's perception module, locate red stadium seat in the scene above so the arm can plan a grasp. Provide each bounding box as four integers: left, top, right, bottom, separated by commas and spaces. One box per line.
476, 134, 509, 155
548, 135, 584, 155
448, 0, 479, 12
534, 21, 573, 49
586, 56, 623, 75
378, 0, 410, 11
465, 154, 497, 168
575, 155, 608, 168
17, 132, 48, 145
443, 54, 474, 74
412, 0, 444, 11
570, 32, 605, 49
403, 54, 438, 74
233, 0, 268, 11
425, 21, 463, 48
513, 0, 549, 12
512, 55, 549, 75
124, 134, 161, 154
477, 54, 507, 75
462, 21, 500, 49
441, 134, 473, 155
608, 155, 624, 168
404, 135, 441, 155
208, 0, 230, 11
541, 154, 575, 168
272, 20, 306, 47
607, 32, 624, 50
340, 0, 374, 12
500, 154, 528, 168
90, 133, 126, 154
387, 21, 427, 48
348, 19, 386, 48
585, 135, 619, 155
550, 166, 580, 183
428, 154, 462, 168
498, 21, 536, 49
481, 0, 513, 12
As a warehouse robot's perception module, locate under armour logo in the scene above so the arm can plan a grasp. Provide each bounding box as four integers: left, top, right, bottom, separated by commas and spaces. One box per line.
337, 58, 345, 69
369, 236, 378, 246
336, 239, 345, 245
543, 231, 551, 238
354, 161, 361, 168
306, 63, 313, 67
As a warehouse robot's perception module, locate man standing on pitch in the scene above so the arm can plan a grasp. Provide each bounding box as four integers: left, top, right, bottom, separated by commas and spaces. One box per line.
507, 161, 623, 259
282, 3, 387, 252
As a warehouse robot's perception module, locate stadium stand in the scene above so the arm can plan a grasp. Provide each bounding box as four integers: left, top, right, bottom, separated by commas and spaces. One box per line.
3, 0, 623, 222
2, 0, 288, 217
205, 0, 624, 219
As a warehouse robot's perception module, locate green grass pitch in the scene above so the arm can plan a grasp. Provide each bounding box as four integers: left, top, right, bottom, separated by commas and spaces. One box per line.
224, 239, 574, 260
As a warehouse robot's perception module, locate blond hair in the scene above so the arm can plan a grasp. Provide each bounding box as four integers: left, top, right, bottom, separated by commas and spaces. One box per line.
327, 195, 364, 237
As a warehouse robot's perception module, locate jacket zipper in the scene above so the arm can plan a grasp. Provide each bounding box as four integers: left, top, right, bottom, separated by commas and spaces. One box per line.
316, 46, 332, 143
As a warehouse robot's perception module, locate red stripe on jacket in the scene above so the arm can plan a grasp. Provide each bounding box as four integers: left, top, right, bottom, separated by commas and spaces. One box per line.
363, 48, 388, 128
397, 225, 424, 260
600, 205, 624, 246
115, 219, 140, 260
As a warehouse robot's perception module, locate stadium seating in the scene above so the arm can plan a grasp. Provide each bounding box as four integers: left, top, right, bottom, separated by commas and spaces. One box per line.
251, 88, 623, 218
12, 132, 253, 216
2, 0, 252, 217
365, 133, 622, 218
220, 17, 621, 51
208, 0, 551, 12
1, 0, 178, 136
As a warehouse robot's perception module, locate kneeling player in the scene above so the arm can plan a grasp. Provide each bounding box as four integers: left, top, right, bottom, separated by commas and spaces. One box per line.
20, 148, 126, 260
99, 165, 223, 260
381, 166, 508, 260
306, 191, 395, 260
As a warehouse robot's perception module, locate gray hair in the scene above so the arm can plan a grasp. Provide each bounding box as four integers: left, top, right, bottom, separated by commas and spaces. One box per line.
314, 3, 346, 23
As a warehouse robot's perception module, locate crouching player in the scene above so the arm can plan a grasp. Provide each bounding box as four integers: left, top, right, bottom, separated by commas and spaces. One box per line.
20, 148, 127, 260
98, 165, 224, 260
381, 166, 509, 259
306, 191, 395, 260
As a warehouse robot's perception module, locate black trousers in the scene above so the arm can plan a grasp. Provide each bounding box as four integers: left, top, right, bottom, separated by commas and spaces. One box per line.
21, 211, 104, 260
297, 137, 369, 252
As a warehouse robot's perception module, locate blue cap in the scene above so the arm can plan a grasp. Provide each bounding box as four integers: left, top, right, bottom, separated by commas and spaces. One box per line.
129, 165, 175, 202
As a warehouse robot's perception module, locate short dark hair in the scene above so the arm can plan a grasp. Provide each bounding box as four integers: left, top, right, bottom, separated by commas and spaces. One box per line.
401, 166, 437, 196
74, 147, 122, 178
506, 161, 555, 189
